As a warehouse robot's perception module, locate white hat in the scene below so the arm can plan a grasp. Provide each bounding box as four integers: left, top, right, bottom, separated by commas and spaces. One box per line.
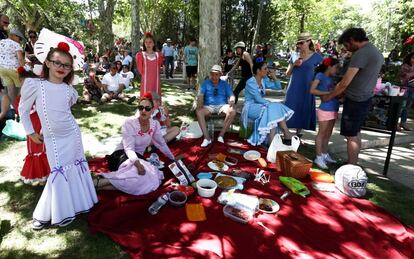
9, 28, 26, 41
166, 38, 172, 43
234, 41, 246, 49
210, 65, 222, 73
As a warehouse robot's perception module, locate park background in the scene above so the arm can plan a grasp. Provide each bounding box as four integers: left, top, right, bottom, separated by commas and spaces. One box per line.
1, 0, 414, 258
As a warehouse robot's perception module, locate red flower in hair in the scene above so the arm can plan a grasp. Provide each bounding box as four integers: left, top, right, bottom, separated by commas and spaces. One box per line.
322, 57, 332, 67
144, 32, 153, 37
142, 92, 153, 100
57, 42, 70, 53
17, 66, 25, 75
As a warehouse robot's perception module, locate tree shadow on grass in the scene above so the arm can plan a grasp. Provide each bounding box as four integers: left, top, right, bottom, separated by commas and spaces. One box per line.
0, 179, 127, 258
0, 181, 42, 221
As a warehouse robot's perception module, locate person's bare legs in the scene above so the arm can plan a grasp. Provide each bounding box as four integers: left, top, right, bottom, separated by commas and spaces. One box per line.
322, 120, 335, 154
346, 133, 361, 164
196, 107, 211, 140
101, 93, 111, 103
278, 120, 294, 139
6, 85, 17, 106
218, 106, 236, 138
316, 121, 329, 156
83, 90, 92, 103
164, 126, 180, 142
269, 128, 277, 144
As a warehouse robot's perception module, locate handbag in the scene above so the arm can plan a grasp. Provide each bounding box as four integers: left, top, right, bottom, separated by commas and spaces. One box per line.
266, 134, 300, 163
177, 121, 203, 139
2, 119, 27, 141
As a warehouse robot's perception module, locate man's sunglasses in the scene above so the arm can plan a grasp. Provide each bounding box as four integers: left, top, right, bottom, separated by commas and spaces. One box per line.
213, 88, 218, 96
138, 105, 152, 112
1, 21, 9, 25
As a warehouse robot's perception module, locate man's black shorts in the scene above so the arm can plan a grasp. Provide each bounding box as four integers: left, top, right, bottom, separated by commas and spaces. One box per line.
186, 66, 197, 77
340, 97, 372, 137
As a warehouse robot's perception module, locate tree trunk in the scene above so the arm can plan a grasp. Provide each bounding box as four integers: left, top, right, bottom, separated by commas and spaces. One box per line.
251, 0, 264, 51
131, 0, 140, 55
98, 0, 116, 55
299, 12, 305, 33
198, 0, 221, 86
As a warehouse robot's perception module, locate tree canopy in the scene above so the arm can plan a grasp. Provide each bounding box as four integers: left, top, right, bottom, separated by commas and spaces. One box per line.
1, 0, 413, 55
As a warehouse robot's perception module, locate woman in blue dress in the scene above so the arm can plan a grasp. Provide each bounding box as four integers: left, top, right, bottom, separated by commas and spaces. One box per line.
242, 61, 294, 146
285, 32, 323, 134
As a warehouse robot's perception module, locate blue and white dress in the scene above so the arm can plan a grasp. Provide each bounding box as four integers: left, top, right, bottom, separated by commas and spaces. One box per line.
19, 78, 98, 226
242, 77, 294, 146
284, 53, 323, 130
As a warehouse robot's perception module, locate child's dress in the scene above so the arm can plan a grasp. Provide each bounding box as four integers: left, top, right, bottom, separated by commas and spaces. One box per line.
19, 78, 98, 226
136, 51, 164, 99
15, 95, 50, 184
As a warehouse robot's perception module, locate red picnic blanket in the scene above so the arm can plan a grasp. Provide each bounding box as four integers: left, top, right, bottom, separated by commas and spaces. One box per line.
87, 134, 414, 258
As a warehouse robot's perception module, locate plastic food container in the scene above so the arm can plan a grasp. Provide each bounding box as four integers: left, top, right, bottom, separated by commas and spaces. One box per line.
196, 179, 217, 198
169, 191, 187, 207
223, 203, 254, 224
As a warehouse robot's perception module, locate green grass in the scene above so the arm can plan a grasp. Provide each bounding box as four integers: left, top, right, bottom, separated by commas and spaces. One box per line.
0, 80, 413, 257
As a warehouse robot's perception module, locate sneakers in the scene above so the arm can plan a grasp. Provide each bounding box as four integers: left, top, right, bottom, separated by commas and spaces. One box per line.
323, 153, 337, 164
217, 136, 224, 143
200, 138, 212, 147
314, 156, 328, 170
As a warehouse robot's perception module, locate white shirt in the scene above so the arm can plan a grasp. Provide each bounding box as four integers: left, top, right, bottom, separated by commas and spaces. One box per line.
102, 73, 123, 92
119, 71, 134, 88
115, 54, 123, 62
122, 55, 133, 66
0, 39, 22, 69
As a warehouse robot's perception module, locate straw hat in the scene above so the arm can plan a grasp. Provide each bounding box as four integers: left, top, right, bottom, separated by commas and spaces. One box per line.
210, 65, 222, 73
297, 32, 312, 43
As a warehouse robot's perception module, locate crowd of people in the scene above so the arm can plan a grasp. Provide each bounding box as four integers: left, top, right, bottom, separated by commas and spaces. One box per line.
1, 10, 413, 230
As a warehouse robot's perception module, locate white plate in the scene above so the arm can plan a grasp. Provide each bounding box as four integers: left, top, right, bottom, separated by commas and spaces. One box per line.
258, 198, 280, 214
208, 161, 229, 172
243, 150, 261, 161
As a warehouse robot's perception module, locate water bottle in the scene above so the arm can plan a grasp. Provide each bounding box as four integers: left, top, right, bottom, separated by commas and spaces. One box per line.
149, 153, 160, 167
148, 193, 169, 215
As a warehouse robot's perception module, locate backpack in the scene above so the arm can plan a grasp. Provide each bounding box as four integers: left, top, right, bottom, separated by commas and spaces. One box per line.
335, 165, 368, 197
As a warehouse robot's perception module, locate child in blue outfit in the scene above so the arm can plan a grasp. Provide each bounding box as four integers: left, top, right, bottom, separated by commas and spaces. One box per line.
310, 57, 340, 169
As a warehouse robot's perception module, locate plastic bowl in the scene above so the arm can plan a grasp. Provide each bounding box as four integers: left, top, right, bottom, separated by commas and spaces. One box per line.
196, 179, 218, 198
169, 191, 187, 207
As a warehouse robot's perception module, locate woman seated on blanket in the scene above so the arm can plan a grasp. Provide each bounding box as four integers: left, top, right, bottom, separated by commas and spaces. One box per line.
93, 93, 176, 195
242, 61, 294, 146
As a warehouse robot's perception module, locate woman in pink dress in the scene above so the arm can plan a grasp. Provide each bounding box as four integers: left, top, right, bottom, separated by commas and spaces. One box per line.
136, 32, 164, 99
94, 94, 175, 195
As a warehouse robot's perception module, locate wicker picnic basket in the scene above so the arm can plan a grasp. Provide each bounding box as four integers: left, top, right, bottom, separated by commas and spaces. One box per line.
276, 151, 312, 179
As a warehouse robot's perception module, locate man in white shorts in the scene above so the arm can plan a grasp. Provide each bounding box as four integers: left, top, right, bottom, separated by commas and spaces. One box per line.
196, 65, 236, 147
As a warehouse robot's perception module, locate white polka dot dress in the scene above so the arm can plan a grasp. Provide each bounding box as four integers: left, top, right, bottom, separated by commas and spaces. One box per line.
19, 78, 98, 226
